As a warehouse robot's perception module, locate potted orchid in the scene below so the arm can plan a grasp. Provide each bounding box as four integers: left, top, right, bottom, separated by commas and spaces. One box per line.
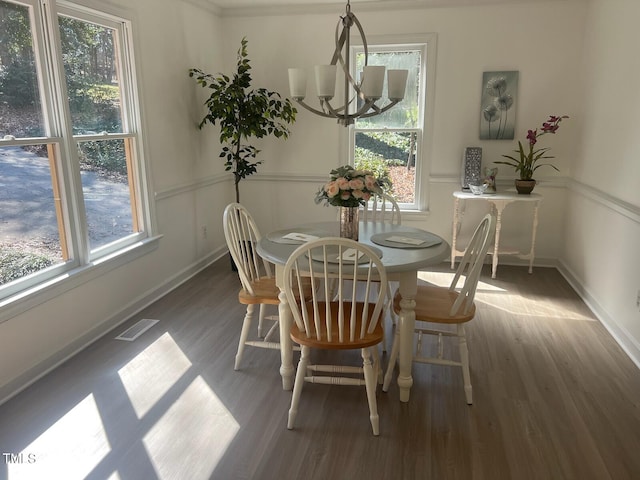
495, 115, 569, 194
315, 165, 385, 240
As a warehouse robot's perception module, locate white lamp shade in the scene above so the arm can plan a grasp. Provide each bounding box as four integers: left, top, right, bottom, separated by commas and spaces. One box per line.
387, 69, 409, 101
361, 65, 385, 100
314, 65, 337, 99
288, 68, 307, 99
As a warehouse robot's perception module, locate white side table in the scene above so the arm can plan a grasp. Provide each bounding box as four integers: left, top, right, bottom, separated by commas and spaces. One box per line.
452, 191, 542, 278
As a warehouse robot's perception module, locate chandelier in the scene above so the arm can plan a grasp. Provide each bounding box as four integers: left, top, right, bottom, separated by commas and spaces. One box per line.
288, 1, 408, 126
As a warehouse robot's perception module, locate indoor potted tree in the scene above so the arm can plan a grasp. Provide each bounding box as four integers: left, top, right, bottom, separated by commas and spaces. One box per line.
189, 37, 296, 203
495, 114, 569, 194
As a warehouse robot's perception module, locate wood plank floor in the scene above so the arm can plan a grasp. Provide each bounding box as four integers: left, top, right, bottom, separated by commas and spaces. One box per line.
1, 258, 640, 479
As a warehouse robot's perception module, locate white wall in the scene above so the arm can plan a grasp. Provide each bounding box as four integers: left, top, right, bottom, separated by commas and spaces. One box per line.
219, 2, 585, 255
560, 0, 640, 366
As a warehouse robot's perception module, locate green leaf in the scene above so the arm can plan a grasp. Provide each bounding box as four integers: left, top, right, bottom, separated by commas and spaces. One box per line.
189, 38, 296, 200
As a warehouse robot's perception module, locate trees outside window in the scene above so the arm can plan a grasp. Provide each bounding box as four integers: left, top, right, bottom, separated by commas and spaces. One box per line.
0, 0, 150, 299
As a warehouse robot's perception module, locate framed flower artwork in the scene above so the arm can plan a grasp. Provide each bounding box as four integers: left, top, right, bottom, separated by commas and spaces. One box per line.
480, 71, 519, 140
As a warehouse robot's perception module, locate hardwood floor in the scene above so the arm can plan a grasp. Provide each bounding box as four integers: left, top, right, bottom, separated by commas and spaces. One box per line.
1, 258, 640, 479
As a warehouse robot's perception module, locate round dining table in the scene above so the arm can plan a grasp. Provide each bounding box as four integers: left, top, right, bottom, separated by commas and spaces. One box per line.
257, 221, 451, 403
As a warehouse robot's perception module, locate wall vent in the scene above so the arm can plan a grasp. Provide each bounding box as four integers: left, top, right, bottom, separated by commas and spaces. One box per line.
115, 318, 159, 341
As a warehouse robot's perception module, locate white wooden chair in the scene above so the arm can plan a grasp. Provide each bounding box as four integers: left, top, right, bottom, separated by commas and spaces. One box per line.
284, 237, 388, 436
361, 191, 402, 350
382, 213, 496, 404
361, 191, 402, 225
223, 203, 289, 370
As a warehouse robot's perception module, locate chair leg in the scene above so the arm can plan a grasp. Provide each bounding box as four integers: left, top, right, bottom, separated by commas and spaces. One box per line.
257, 304, 266, 338
362, 347, 380, 436
458, 324, 473, 404
382, 325, 400, 392
234, 304, 255, 370
381, 285, 394, 354
372, 344, 383, 384
386, 285, 397, 329
288, 345, 309, 430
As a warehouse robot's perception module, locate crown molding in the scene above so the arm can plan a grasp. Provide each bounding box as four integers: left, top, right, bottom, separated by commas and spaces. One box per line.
181, 0, 222, 16
212, 0, 562, 18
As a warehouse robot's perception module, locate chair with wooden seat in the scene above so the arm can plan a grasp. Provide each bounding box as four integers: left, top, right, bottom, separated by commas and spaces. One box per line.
284, 237, 388, 436
382, 213, 496, 404
222, 203, 285, 370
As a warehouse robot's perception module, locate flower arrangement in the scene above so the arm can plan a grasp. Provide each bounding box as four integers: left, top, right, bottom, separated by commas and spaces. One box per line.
495, 115, 569, 180
315, 165, 383, 208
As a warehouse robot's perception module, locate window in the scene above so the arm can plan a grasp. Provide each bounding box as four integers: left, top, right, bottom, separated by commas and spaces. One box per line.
0, 0, 151, 301
350, 36, 434, 211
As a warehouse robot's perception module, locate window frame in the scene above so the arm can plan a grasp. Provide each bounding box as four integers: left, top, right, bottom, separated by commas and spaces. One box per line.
0, 0, 156, 311
347, 33, 436, 213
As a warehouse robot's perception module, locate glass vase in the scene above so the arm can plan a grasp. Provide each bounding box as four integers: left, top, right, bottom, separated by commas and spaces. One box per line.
339, 206, 359, 241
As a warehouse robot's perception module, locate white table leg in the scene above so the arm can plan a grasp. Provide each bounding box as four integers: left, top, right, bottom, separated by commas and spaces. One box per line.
275, 264, 294, 390
396, 271, 417, 403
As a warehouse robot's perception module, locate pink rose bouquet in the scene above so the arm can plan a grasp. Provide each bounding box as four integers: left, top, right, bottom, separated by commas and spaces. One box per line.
315, 165, 383, 207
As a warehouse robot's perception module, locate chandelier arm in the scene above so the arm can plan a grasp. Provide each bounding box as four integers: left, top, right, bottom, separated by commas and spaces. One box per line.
294, 99, 341, 119
324, 97, 375, 119
332, 13, 360, 121
348, 98, 381, 119
348, 12, 370, 103
356, 99, 402, 119
331, 21, 347, 65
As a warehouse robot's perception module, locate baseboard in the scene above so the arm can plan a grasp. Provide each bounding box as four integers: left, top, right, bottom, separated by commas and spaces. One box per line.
557, 260, 640, 370
0, 247, 227, 406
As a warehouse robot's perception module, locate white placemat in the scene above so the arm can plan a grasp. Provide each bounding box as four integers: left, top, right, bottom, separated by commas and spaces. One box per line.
266, 227, 329, 244
370, 231, 442, 249
305, 245, 383, 264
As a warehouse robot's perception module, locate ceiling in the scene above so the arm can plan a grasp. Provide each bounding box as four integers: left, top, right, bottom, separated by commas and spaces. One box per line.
206, 0, 570, 9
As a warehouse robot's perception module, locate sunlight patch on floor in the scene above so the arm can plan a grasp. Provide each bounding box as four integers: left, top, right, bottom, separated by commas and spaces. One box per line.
143, 376, 240, 480
417, 271, 507, 292
118, 332, 192, 418
418, 271, 594, 321
8, 394, 111, 480
477, 292, 596, 321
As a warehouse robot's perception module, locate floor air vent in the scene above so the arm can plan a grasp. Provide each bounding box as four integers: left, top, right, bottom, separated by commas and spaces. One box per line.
115, 318, 159, 341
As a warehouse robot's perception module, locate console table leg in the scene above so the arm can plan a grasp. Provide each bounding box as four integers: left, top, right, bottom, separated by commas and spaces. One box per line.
452, 197, 461, 269
529, 201, 541, 274
492, 205, 504, 279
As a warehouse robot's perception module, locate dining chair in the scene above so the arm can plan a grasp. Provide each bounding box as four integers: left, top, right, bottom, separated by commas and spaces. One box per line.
382, 213, 496, 404
361, 191, 401, 350
223, 203, 290, 370
283, 237, 388, 436
361, 191, 402, 225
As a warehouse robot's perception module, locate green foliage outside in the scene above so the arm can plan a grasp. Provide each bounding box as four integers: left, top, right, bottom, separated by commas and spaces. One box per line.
79, 139, 127, 177
355, 131, 412, 166
0, 5, 122, 173
354, 151, 392, 192
0, 248, 53, 283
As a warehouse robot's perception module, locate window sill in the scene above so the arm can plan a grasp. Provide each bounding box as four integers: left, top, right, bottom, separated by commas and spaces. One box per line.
399, 208, 431, 221
0, 235, 162, 324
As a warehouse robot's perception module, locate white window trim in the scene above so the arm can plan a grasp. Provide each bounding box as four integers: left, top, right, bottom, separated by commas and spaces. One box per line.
0, 0, 157, 313
346, 33, 437, 212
